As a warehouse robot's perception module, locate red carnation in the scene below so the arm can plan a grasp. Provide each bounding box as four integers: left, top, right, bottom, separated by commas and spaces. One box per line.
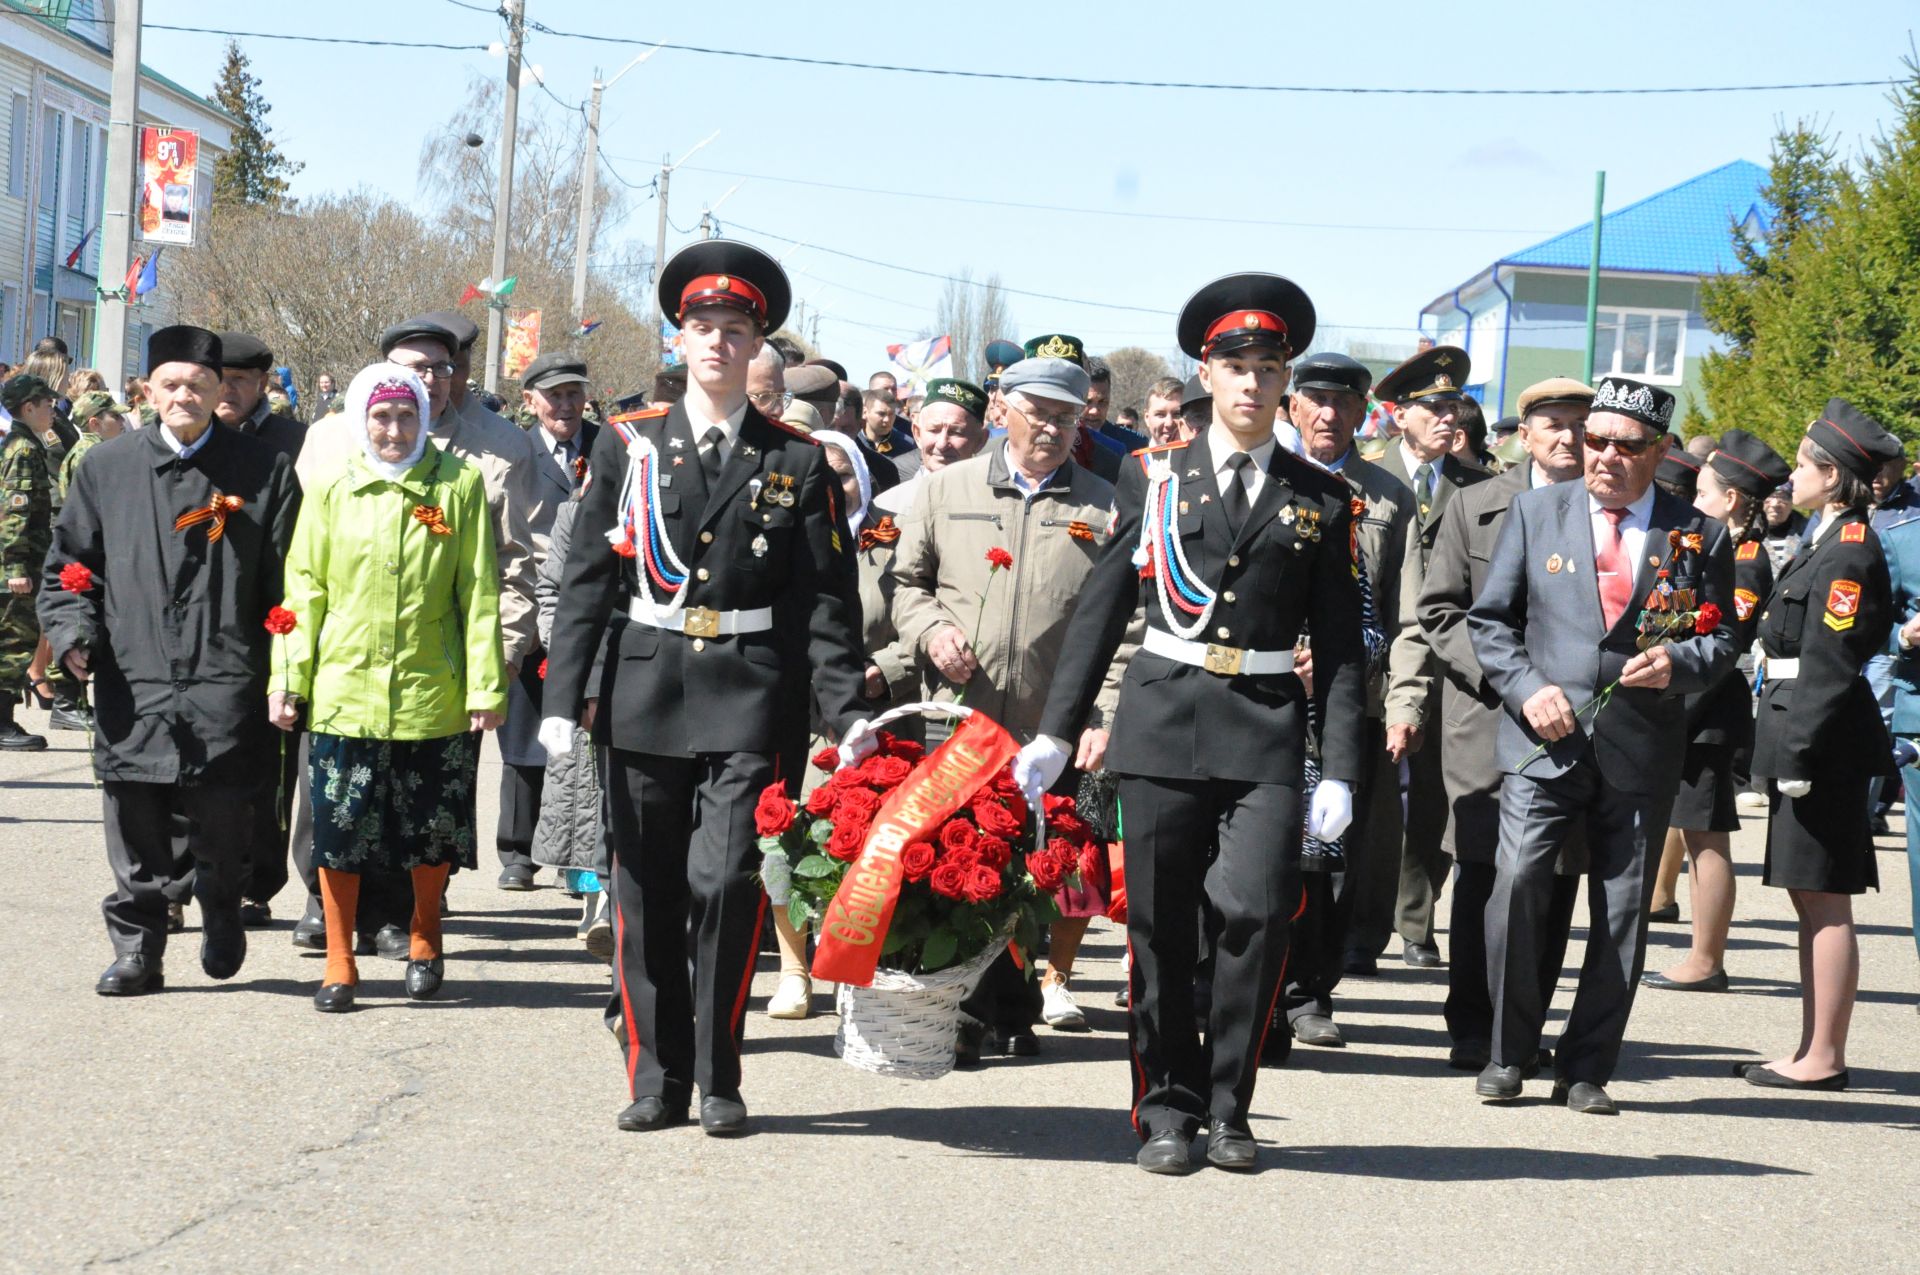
985, 546, 1013, 571
938, 819, 978, 855
58, 562, 94, 594
538, 657, 548, 680
972, 796, 1021, 838
929, 860, 970, 900
826, 820, 867, 862
975, 833, 1011, 871
754, 783, 796, 838
1028, 846, 1068, 892
811, 745, 841, 772
887, 738, 926, 764
804, 784, 839, 817
961, 863, 1003, 904
861, 755, 912, 787
263, 605, 297, 635
1695, 602, 1723, 635
901, 841, 938, 882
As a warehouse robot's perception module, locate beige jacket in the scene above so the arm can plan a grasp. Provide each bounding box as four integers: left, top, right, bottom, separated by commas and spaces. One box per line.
853, 513, 918, 701
890, 444, 1131, 739
1339, 452, 1427, 726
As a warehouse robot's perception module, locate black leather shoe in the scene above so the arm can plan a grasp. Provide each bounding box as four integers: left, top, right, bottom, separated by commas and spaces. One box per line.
699, 1095, 749, 1136
373, 924, 410, 961
1402, 941, 1442, 969
200, 916, 247, 981
1206, 1127, 1258, 1171
0, 722, 47, 750
1113, 982, 1130, 1008
1136, 1130, 1194, 1176
1641, 968, 1729, 992
616, 1096, 689, 1131
1341, 948, 1379, 978
48, 700, 92, 732
1260, 1022, 1293, 1066
1554, 1079, 1618, 1114
237, 899, 272, 929
1476, 1063, 1524, 1101
954, 1018, 987, 1070
497, 864, 536, 891
405, 958, 444, 1000
292, 899, 326, 951
96, 954, 163, 996
1292, 1013, 1345, 1048
1743, 1065, 1848, 1091
313, 982, 355, 1013
1447, 1043, 1491, 1072
1647, 902, 1681, 923
1001, 1031, 1040, 1057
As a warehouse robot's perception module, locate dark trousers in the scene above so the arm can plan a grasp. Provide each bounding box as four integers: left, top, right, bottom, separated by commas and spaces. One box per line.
604, 747, 773, 1108
1284, 718, 1385, 1021
1446, 860, 1578, 1053
290, 730, 411, 931
497, 762, 546, 871
1488, 764, 1669, 1085
1397, 743, 1452, 946
1121, 773, 1300, 1139
102, 781, 249, 958
242, 731, 298, 901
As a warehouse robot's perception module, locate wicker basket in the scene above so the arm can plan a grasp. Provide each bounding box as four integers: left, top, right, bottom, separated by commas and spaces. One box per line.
833, 932, 1009, 1080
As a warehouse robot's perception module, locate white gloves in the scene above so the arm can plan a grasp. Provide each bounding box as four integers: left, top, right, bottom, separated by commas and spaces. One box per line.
837, 718, 880, 770
538, 716, 577, 760
1013, 735, 1071, 810
1308, 779, 1354, 842
1777, 778, 1812, 800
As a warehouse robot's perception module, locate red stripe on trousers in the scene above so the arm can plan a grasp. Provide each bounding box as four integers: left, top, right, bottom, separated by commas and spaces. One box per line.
1250, 885, 1309, 1070
612, 868, 644, 1098
729, 891, 771, 1045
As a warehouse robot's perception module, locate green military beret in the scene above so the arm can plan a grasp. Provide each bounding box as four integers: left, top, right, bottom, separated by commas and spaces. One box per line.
923, 377, 988, 419
1022, 333, 1085, 368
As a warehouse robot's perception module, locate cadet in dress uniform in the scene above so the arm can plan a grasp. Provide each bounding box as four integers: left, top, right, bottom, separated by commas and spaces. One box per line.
1017, 273, 1366, 1174
541, 242, 868, 1137
1742, 401, 1898, 1092
1644, 430, 1788, 992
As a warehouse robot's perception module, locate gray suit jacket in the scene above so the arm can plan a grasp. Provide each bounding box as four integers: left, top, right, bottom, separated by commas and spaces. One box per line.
1467, 479, 1736, 795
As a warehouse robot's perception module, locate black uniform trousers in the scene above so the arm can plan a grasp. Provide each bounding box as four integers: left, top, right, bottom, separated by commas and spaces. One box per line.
1121, 772, 1300, 1139
1488, 764, 1670, 1085
103, 781, 249, 957
604, 746, 773, 1108
1445, 860, 1577, 1054
1283, 718, 1384, 1023
242, 732, 298, 901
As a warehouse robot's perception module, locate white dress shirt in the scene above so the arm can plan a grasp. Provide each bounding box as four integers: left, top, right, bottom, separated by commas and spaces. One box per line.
539, 423, 582, 470
689, 400, 749, 469
1398, 440, 1444, 501
158, 421, 215, 461
1207, 422, 1278, 503
1589, 483, 1657, 584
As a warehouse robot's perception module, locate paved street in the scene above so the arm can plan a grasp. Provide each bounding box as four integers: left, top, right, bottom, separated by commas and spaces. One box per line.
3, 710, 1916, 1272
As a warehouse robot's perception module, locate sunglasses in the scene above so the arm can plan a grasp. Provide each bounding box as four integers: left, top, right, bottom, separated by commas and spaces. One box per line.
1585, 432, 1659, 458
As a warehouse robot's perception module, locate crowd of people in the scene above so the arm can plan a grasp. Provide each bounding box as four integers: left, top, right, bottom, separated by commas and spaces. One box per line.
2, 238, 1916, 1175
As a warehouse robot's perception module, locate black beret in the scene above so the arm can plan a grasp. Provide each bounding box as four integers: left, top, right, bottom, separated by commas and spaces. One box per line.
1176, 273, 1315, 362
147, 324, 223, 376
1376, 346, 1470, 404
379, 318, 459, 358
418, 309, 480, 351
217, 331, 273, 371
1656, 447, 1701, 499
1706, 428, 1790, 498
521, 352, 589, 391
1292, 351, 1372, 397
1809, 398, 1903, 483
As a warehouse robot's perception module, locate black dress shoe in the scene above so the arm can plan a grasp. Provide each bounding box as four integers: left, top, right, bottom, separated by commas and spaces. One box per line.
237, 899, 272, 929
1553, 1080, 1618, 1114
1643, 971, 1735, 990
1647, 902, 1681, 923
313, 983, 355, 1012
292, 900, 327, 951
617, 1096, 690, 1131
1743, 1065, 1848, 1091
954, 1018, 987, 1070
1341, 948, 1379, 978
1136, 1130, 1194, 1176
1114, 982, 1130, 1008
405, 958, 445, 1000
1475, 1063, 1524, 1100
0, 722, 47, 750
1447, 1043, 1491, 1072
373, 924, 410, 961
1292, 1013, 1345, 1048
48, 700, 93, 732
1206, 1127, 1258, 1171
96, 954, 163, 996
699, 1095, 749, 1136
497, 864, 536, 891
1402, 941, 1442, 969
200, 919, 247, 981
1001, 1031, 1040, 1057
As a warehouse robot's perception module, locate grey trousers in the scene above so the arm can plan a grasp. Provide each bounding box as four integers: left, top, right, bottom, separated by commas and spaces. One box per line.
102, 781, 248, 958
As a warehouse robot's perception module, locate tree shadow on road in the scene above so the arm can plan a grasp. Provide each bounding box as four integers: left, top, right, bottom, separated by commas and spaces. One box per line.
751, 1103, 1135, 1163
1624, 1092, 1920, 1129
1270, 1143, 1808, 1181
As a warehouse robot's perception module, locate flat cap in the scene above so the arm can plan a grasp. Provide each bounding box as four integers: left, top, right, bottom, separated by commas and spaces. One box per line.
999, 358, 1089, 408
218, 331, 273, 371
1291, 351, 1371, 397
780, 400, 822, 434
805, 357, 848, 382
147, 325, 223, 377
379, 318, 460, 358
786, 364, 840, 399
418, 309, 480, 352
1516, 376, 1595, 418
1377, 345, 1469, 404
521, 352, 589, 391
1491, 414, 1522, 436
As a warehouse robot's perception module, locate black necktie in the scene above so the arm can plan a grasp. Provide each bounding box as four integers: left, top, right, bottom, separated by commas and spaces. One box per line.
701, 425, 726, 485
1223, 452, 1252, 533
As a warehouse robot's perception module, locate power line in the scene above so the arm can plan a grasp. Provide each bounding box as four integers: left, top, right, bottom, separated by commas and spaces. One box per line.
143, 23, 486, 50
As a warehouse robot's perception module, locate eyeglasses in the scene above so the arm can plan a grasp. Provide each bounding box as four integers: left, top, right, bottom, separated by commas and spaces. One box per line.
393, 361, 455, 380
1585, 432, 1658, 458
748, 391, 793, 412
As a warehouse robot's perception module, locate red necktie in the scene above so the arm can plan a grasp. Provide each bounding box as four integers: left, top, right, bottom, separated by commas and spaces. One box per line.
1595, 506, 1632, 631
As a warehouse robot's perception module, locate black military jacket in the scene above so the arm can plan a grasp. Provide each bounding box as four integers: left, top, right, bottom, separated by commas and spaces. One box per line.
1684, 531, 1774, 748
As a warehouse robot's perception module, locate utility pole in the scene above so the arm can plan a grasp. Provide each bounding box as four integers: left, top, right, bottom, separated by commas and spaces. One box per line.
572, 46, 660, 334
91, 0, 142, 382
483, 0, 525, 393
647, 132, 719, 350
1581, 170, 1606, 382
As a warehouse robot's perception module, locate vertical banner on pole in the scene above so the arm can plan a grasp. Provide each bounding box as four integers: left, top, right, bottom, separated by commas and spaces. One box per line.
136, 127, 199, 247
502, 308, 543, 380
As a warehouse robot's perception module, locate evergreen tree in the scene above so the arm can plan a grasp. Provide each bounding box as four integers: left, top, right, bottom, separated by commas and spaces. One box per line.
210, 40, 302, 209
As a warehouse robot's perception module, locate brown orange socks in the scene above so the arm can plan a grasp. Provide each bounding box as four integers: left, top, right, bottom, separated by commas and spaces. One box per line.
318, 867, 361, 987
409, 862, 451, 961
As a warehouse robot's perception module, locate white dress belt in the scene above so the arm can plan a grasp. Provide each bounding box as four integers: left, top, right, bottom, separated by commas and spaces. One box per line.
1762, 655, 1799, 680
1142, 626, 1296, 677
628, 597, 774, 637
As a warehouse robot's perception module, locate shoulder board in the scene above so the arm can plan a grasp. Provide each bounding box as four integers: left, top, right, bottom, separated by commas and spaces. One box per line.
607, 405, 668, 427
1735, 541, 1760, 560
1841, 523, 1867, 543
1130, 441, 1183, 457
762, 415, 819, 445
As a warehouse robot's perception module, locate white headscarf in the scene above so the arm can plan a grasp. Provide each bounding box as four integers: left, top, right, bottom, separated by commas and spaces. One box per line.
346, 362, 433, 482
809, 428, 873, 536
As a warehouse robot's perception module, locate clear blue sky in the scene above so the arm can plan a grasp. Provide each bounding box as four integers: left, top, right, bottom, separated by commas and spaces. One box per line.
140, 0, 1915, 378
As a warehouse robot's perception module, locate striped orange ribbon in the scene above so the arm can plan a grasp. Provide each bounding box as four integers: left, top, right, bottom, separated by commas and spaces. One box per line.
412, 505, 453, 535
173, 493, 246, 542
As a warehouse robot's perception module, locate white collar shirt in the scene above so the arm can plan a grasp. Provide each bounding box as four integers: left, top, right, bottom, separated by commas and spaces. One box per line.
1398, 440, 1445, 500
691, 401, 749, 468
1207, 423, 1278, 503
160, 421, 215, 460
1589, 483, 1657, 581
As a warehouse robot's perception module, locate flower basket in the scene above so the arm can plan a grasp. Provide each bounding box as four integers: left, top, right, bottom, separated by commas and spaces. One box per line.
757, 702, 1097, 1080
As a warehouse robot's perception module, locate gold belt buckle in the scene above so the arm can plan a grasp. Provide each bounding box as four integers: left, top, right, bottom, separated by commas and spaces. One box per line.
682, 607, 720, 639
1203, 642, 1244, 676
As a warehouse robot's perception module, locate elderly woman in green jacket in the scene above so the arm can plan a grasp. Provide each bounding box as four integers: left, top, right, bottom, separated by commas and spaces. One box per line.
268, 363, 506, 1013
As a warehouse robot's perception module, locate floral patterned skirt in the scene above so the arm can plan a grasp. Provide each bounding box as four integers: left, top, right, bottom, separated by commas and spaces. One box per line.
309, 732, 480, 873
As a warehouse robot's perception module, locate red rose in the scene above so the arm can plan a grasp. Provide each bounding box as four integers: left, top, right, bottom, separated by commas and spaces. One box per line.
1079, 840, 1105, 881
828, 765, 870, 791
974, 833, 1011, 871
1042, 793, 1077, 819
961, 863, 1003, 904
1695, 602, 1723, 635
826, 821, 867, 862
901, 841, 938, 881
985, 546, 1014, 571
263, 604, 297, 635
833, 787, 883, 825
989, 769, 1021, 797
861, 755, 912, 787
929, 860, 970, 900
1002, 788, 1028, 827
754, 783, 796, 837
972, 796, 1021, 838
537, 658, 548, 680
886, 738, 926, 764
58, 562, 94, 594
804, 784, 839, 816
1048, 811, 1091, 844
942, 846, 982, 873
938, 819, 977, 855
875, 730, 900, 752
1028, 846, 1068, 892
811, 745, 841, 772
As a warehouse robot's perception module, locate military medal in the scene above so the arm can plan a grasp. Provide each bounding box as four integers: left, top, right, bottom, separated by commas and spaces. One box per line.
751, 533, 769, 558
1547, 554, 1563, 574
1278, 506, 1296, 526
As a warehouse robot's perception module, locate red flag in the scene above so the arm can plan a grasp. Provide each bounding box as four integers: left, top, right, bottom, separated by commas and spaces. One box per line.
457, 283, 480, 306
123, 256, 145, 292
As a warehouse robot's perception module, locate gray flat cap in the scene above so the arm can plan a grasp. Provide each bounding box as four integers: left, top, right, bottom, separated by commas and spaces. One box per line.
999, 357, 1089, 408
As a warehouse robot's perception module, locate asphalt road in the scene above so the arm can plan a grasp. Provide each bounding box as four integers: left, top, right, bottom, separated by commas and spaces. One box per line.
3, 710, 1916, 1272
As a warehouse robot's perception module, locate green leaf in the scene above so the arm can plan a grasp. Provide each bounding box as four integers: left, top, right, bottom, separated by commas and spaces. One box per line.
787, 896, 811, 932
792, 854, 838, 879
920, 928, 958, 971
809, 821, 833, 847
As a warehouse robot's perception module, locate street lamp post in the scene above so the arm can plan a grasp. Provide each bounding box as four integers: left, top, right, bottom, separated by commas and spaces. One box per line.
482, 0, 525, 394
571, 45, 663, 332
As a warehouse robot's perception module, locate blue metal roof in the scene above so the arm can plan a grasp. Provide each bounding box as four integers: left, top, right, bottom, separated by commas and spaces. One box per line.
1499, 160, 1770, 275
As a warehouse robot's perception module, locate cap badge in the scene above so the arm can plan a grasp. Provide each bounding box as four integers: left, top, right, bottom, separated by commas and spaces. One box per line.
716, 275, 731, 291
1243, 315, 1261, 329
1434, 375, 1452, 389
1434, 353, 1453, 367
1035, 335, 1076, 360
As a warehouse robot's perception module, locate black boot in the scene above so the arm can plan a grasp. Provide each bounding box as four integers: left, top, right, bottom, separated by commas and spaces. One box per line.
48, 696, 92, 732
0, 698, 46, 751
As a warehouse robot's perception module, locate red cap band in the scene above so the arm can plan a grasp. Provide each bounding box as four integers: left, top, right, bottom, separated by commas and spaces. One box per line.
1202, 309, 1288, 358
679, 273, 767, 322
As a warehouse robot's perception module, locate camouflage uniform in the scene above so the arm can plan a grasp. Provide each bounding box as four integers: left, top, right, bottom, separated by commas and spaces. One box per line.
1, 416, 52, 691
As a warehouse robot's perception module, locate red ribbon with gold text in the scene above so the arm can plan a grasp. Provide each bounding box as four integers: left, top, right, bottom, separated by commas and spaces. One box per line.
810, 711, 1019, 987
173, 492, 246, 542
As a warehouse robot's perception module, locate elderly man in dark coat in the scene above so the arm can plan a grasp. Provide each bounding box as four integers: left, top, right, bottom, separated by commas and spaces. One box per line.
40, 326, 299, 996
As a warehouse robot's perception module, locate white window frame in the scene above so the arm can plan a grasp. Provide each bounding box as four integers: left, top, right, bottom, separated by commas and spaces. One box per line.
1593, 306, 1688, 386
6, 94, 27, 199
